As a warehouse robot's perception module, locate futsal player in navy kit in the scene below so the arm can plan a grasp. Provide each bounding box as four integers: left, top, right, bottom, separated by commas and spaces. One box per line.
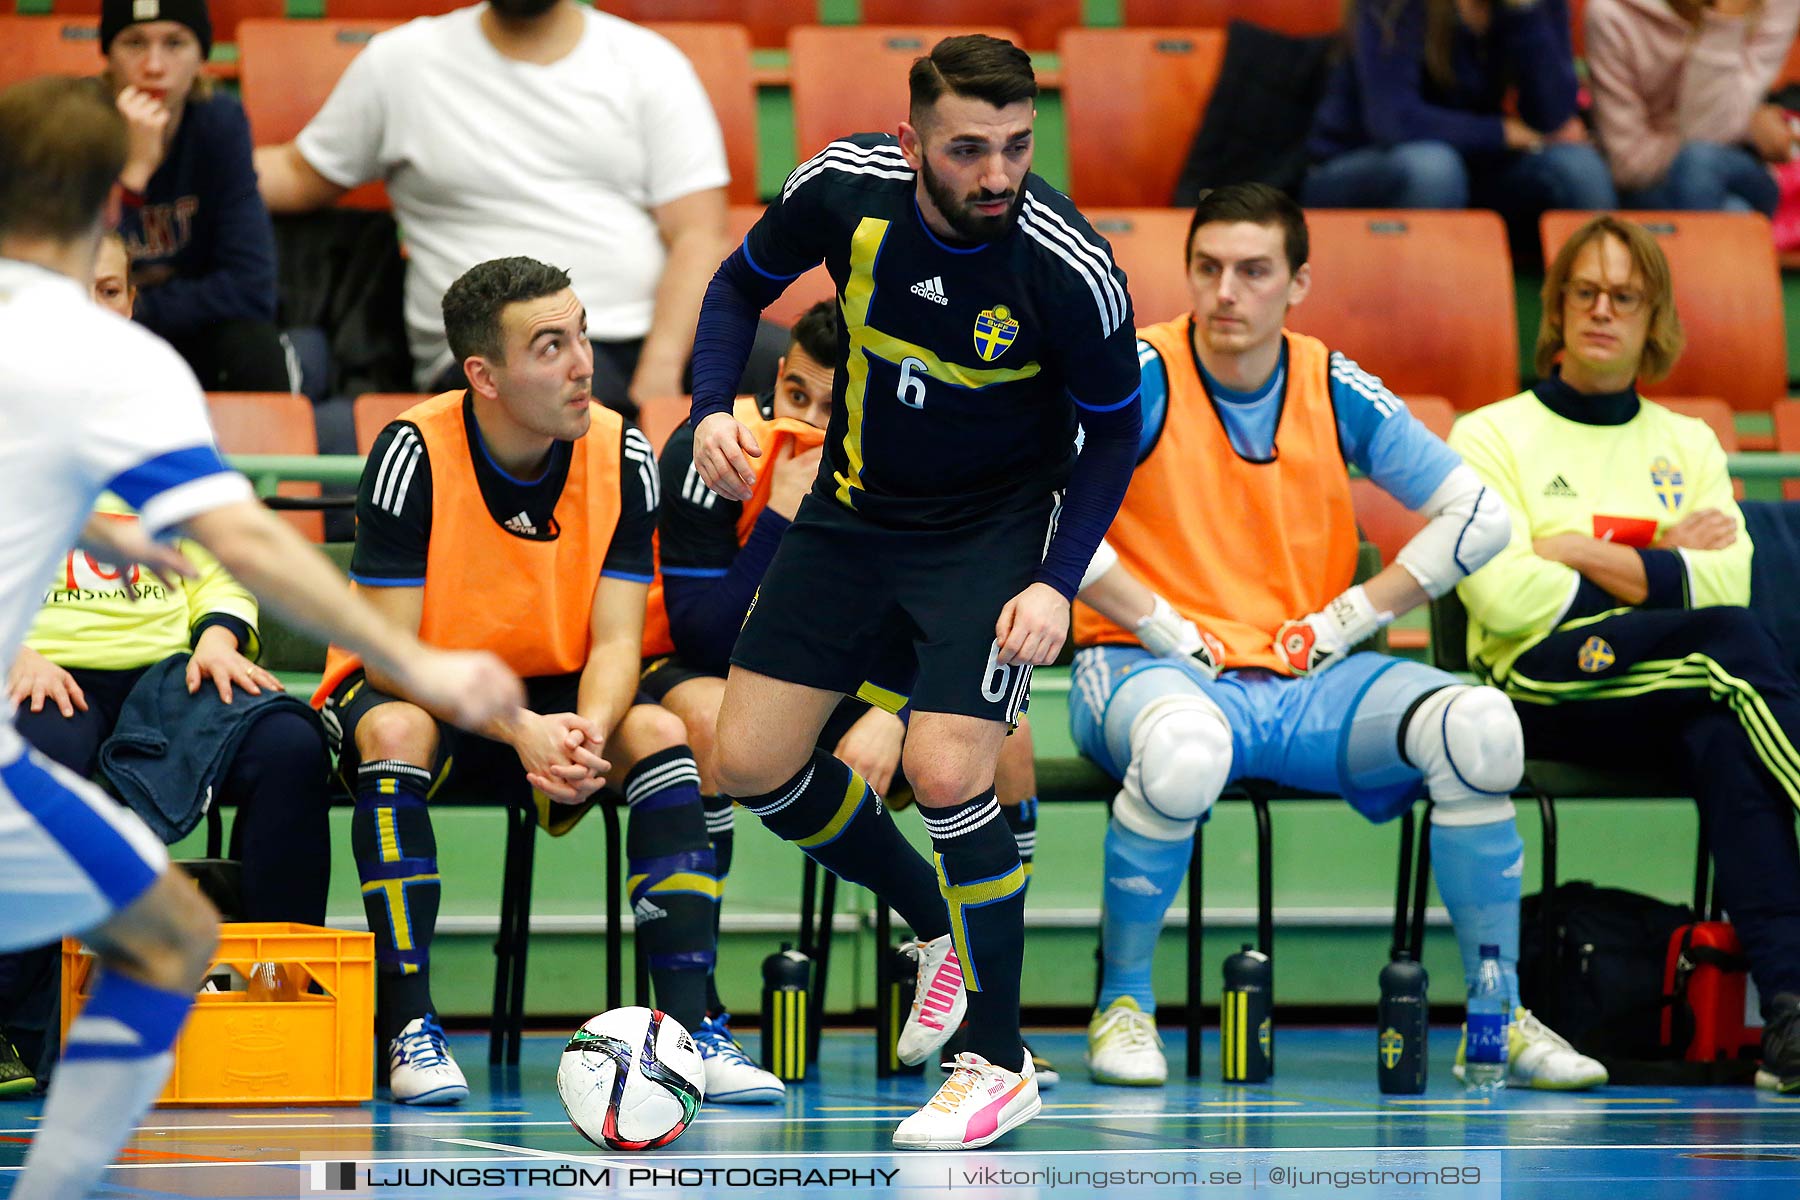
684, 35, 1141, 1149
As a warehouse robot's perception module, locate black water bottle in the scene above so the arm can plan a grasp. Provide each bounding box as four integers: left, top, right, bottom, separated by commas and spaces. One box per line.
1222, 944, 1273, 1083
1377, 952, 1429, 1094
760, 944, 811, 1082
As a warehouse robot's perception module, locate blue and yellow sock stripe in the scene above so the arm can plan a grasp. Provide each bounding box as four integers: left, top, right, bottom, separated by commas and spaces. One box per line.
360, 871, 439, 974
931, 854, 1028, 994
795, 769, 870, 851
626, 871, 725, 902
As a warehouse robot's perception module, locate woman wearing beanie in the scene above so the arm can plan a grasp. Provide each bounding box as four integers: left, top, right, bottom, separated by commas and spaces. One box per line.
101, 0, 289, 392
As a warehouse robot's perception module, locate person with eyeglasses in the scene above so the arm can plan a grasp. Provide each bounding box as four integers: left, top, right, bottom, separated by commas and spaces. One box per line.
1448, 212, 1800, 1093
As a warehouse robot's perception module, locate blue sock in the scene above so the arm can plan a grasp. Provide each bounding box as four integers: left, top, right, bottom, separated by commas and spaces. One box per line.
624, 747, 717, 1034
1431, 818, 1524, 1007
16, 971, 191, 1200
1098, 818, 1192, 1014
351, 760, 439, 1045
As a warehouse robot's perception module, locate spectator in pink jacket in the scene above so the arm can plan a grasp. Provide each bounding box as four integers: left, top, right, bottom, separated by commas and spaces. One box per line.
1586, 0, 1800, 215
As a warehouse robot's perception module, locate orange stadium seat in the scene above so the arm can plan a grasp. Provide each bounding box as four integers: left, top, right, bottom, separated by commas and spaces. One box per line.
1773, 398, 1800, 500
597, 0, 813, 50
788, 25, 1022, 160
1122, 0, 1343, 35
237, 18, 397, 211
321, 0, 460, 20
1655, 396, 1744, 499
1655, 396, 1738, 453
1060, 28, 1226, 207
1290, 209, 1518, 412
0, 16, 102, 91
1349, 396, 1455, 566
637, 395, 758, 455
47, 0, 283, 43
1083, 208, 1196, 326
207, 392, 325, 542
352, 393, 430, 454
644, 22, 758, 205
1541, 211, 1787, 416
726, 205, 836, 329
859, 0, 1080, 50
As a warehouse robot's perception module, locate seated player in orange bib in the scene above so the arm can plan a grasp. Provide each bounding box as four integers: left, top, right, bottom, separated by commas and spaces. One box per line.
313, 257, 783, 1106
1069, 184, 1604, 1091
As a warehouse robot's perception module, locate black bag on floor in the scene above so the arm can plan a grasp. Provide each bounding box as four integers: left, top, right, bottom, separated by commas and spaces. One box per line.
1520, 881, 1693, 1058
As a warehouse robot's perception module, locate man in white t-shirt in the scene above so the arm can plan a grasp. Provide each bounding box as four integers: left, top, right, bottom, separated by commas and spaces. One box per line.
0, 76, 522, 1199
257, 0, 765, 412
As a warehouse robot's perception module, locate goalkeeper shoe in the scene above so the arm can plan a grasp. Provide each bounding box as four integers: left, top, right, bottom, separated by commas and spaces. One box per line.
1451, 1007, 1607, 1090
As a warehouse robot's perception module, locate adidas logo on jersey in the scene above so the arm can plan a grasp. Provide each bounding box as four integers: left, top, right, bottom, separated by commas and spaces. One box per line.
1543, 475, 1577, 498
910, 276, 949, 305
504, 511, 536, 535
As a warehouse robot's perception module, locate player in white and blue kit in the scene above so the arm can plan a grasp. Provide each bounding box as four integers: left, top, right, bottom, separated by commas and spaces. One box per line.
0, 77, 520, 1199
1068, 184, 1606, 1090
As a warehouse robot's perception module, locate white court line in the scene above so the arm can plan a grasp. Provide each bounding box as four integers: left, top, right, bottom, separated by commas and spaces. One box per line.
6, 1140, 1799, 1176
442, 1138, 620, 1165
442, 1139, 1800, 1163
3, 1104, 1797, 1137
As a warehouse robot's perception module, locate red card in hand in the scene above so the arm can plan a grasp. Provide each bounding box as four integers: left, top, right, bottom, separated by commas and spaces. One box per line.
1592, 514, 1658, 548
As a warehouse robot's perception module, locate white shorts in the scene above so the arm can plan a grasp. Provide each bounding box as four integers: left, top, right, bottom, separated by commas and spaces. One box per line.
0, 719, 168, 952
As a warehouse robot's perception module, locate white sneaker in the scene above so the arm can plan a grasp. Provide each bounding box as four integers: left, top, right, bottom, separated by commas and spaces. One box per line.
1452, 1006, 1608, 1090
892, 1051, 1039, 1150
939, 1029, 1060, 1091
1086, 996, 1167, 1086
896, 935, 967, 1066
693, 1013, 785, 1103
388, 1015, 468, 1105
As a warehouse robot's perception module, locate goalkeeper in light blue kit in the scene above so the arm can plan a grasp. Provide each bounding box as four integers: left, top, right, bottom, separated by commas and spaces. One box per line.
1069, 184, 1607, 1091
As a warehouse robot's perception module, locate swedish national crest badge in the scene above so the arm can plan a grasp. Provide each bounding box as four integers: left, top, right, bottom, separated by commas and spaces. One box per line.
973, 305, 1020, 363
1577, 636, 1616, 674
1649, 457, 1684, 510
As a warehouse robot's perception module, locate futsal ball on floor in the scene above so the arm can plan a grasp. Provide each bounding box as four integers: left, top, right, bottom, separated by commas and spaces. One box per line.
558, 1007, 705, 1151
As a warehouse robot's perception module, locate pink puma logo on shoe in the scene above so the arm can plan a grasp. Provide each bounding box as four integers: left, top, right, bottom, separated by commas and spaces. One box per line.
918, 955, 962, 1030
897, 936, 969, 1066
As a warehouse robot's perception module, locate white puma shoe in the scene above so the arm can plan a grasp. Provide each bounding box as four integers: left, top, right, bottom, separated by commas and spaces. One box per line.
893, 1051, 1039, 1150
388, 1015, 468, 1105
896, 935, 967, 1066
1086, 996, 1167, 1086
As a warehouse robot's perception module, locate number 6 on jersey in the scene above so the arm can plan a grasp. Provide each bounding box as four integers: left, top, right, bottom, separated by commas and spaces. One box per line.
897, 356, 928, 409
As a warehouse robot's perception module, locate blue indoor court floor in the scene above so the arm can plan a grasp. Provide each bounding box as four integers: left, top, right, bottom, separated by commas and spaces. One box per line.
3, 1025, 1799, 1199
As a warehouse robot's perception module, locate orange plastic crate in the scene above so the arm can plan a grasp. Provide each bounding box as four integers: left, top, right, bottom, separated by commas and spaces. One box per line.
62, 922, 374, 1105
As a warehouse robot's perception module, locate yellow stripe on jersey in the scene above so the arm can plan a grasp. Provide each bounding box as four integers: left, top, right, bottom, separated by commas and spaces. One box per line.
834, 216, 1044, 507
836, 218, 886, 505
